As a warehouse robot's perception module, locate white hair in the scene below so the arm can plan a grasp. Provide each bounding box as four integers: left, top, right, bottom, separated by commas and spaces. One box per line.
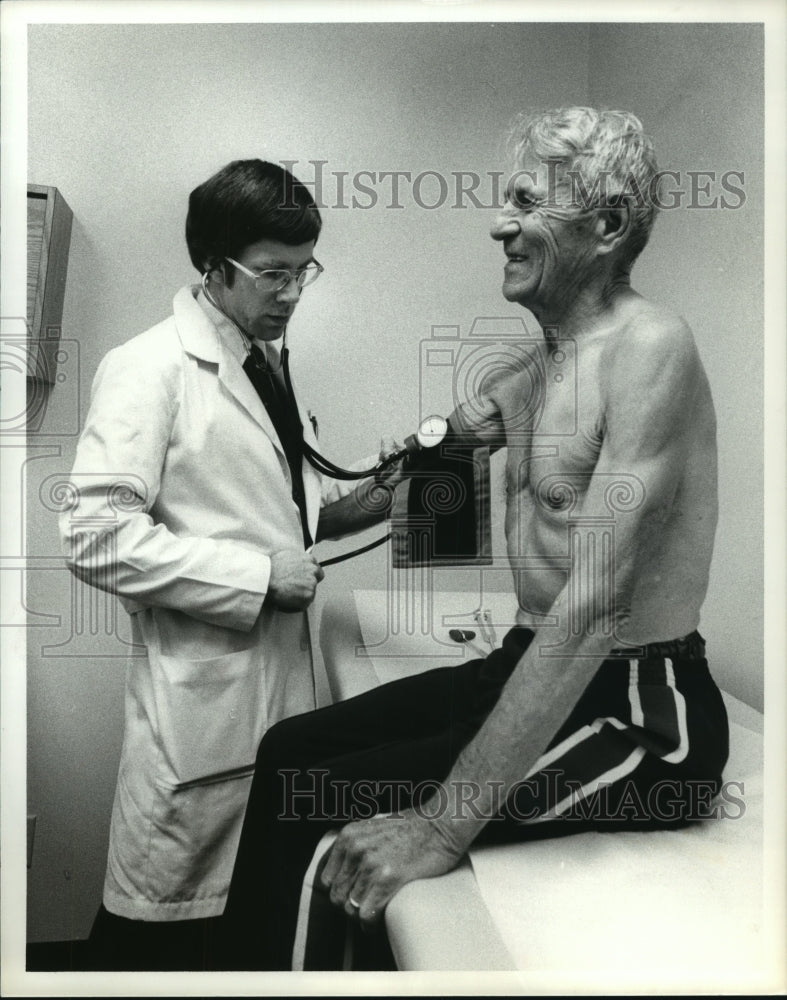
509, 107, 660, 262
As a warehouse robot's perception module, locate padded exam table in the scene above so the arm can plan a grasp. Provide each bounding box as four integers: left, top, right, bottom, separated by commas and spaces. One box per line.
319, 589, 766, 988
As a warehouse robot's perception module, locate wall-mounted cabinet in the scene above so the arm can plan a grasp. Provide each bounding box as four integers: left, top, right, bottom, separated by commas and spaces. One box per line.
27, 185, 73, 384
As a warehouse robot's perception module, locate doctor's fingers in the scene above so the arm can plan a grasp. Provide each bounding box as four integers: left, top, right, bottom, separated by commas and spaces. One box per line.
379, 436, 403, 459
308, 554, 325, 581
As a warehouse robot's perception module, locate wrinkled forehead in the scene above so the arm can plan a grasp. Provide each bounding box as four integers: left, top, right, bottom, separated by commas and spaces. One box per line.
507, 150, 578, 203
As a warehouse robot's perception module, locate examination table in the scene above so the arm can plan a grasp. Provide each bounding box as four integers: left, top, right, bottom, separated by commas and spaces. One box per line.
317, 588, 767, 990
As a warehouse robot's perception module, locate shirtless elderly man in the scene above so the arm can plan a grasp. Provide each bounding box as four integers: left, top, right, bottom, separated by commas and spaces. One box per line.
222, 107, 729, 970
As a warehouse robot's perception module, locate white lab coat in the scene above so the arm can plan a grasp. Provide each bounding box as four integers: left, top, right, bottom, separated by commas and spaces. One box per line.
61, 286, 355, 921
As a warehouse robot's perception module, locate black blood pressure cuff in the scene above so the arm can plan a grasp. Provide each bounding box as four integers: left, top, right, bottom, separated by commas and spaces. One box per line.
391, 419, 492, 567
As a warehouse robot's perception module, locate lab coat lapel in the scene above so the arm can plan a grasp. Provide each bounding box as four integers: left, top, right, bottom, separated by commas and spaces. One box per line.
173, 287, 323, 537
172, 286, 286, 457
217, 348, 287, 454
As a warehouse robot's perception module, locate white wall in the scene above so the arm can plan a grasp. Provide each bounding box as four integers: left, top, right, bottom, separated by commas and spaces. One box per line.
25, 21, 762, 944
587, 23, 764, 712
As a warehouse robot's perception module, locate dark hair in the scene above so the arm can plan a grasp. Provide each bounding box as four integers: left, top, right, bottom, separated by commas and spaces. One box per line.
185, 160, 322, 276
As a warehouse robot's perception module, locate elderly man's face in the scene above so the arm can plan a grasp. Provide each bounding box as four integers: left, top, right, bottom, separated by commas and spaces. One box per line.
491, 153, 598, 314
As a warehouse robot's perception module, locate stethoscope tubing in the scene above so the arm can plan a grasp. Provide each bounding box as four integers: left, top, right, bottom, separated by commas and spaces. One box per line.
282, 347, 407, 481
202, 269, 404, 563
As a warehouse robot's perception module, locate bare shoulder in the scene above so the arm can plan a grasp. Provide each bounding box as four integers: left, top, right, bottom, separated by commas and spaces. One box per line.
601, 297, 702, 392
595, 296, 715, 448
452, 339, 544, 443
480, 339, 546, 411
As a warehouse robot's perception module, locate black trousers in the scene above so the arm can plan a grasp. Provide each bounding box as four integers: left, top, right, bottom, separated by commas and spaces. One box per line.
220, 627, 729, 971
84, 903, 231, 972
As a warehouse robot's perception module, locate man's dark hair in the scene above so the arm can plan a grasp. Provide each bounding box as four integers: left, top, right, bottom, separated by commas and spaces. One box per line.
185, 159, 322, 278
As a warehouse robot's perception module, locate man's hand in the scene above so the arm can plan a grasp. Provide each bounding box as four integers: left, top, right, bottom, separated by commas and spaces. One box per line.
320, 809, 463, 929
266, 550, 324, 611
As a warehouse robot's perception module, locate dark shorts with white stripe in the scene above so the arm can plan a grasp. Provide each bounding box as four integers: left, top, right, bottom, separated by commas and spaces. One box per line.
221, 627, 729, 970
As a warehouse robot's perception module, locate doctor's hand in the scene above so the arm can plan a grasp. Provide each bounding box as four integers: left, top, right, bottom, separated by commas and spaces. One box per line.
266, 550, 324, 612
374, 436, 407, 490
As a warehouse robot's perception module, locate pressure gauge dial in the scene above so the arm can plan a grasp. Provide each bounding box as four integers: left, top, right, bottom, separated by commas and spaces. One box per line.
416, 414, 448, 449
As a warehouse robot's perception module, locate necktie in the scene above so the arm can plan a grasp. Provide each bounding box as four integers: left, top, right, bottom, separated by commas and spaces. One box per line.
243, 345, 313, 549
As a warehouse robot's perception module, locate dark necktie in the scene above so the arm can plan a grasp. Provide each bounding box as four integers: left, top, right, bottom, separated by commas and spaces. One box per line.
243, 345, 313, 549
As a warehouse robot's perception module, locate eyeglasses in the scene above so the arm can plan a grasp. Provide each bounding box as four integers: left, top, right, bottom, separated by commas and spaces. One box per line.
225, 257, 324, 292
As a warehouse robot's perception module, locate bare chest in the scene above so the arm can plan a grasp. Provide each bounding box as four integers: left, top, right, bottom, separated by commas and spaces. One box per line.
497, 349, 606, 507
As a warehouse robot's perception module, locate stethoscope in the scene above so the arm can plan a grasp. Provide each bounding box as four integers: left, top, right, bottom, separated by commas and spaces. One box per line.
201, 270, 448, 565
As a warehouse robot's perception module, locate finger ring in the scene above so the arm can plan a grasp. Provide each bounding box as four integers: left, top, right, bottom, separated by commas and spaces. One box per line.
349, 896, 361, 908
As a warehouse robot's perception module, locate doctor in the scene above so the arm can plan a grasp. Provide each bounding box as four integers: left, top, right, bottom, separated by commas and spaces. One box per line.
60, 159, 400, 970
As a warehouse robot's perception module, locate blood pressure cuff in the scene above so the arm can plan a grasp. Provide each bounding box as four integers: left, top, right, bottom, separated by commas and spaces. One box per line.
390, 423, 492, 567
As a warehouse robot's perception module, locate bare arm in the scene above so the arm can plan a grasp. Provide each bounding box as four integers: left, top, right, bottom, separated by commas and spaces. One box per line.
316, 437, 407, 541
321, 317, 705, 922
446, 342, 546, 451
447, 387, 507, 451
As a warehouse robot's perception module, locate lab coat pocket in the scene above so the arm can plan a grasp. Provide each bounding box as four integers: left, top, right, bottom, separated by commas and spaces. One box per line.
153, 647, 267, 788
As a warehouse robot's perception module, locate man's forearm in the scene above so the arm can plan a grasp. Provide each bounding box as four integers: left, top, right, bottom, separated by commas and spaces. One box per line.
429, 628, 615, 854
